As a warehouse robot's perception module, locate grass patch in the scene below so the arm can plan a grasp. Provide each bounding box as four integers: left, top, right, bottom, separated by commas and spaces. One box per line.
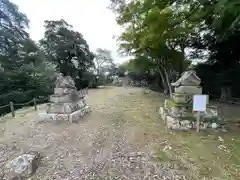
153, 150, 172, 162
112, 115, 127, 129
124, 89, 240, 180
176, 132, 240, 179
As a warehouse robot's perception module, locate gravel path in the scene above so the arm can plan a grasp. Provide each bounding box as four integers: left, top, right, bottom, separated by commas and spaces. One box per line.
0, 87, 187, 180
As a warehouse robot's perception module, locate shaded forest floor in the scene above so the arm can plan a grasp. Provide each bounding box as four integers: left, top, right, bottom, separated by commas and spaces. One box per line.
0, 87, 240, 179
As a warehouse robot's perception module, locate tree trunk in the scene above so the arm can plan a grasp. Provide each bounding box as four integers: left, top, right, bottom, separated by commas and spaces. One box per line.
179, 45, 185, 76
156, 66, 168, 94
161, 64, 173, 98
221, 86, 232, 100
156, 64, 173, 97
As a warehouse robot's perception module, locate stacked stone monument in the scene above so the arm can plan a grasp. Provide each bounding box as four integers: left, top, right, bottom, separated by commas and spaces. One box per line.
159, 70, 223, 130
39, 73, 90, 123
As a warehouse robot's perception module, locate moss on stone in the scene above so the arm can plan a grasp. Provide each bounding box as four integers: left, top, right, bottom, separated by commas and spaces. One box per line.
165, 99, 188, 108
173, 92, 187, 97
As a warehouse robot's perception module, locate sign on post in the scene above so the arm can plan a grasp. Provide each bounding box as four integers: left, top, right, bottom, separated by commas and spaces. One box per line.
193, 95, 208, 132
193, 95, 207, 112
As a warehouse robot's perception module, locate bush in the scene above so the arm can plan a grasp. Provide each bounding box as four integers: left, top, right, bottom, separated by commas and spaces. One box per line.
0, 62, 56, 116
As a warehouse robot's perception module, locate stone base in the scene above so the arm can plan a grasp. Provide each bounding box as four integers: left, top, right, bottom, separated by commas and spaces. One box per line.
69, 106, 91, 123
159, 107, 218, 131
46, 99, 86, 114
38, 106, 91, 123
50, 93, 79, 103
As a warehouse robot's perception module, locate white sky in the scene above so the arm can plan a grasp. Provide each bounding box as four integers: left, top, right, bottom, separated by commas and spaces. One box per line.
12, 0, 129, 63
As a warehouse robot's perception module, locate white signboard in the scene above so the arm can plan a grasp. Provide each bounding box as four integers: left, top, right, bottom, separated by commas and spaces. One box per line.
193, 95, 207, 112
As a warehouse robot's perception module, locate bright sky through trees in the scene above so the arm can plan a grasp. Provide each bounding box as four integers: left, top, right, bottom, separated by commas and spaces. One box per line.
12, 0, 129, 63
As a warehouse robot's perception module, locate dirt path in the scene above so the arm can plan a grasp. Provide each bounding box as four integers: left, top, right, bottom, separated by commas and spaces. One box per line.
0, 87, 188, 180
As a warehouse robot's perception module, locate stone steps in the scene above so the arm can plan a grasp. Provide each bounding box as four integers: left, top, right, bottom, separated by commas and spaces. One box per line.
38, 106, 91, 123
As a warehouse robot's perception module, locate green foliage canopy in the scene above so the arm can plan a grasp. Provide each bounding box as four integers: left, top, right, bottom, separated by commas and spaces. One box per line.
40, 20, 95, 77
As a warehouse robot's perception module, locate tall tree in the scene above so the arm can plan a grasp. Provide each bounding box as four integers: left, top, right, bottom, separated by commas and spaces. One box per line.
40, 19, 94, 77
110, 0, 198, 95
0, 0, 29, 67
110, 0, 240, 98
94, 48, 114, 75
0, 0, 58, 115
190, 0, 240, 99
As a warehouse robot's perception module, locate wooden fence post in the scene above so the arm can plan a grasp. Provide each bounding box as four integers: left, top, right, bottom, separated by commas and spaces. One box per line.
33, 98, 37, 110
10, 102, 15, 117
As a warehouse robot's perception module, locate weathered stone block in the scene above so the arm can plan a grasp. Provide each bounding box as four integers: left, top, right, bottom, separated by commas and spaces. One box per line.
170, 107, 182, 117
69, 106, 91, 123
159, 107, 166, 123
166, 116, 176, 129
4, 152, 41, 180
159, 107, 164, 115
172, 93, 189, 103
44, 113, 68, 122
164, 99, 190, 115
174, 86, 202, 94
78, 89, 88, 98
172, 122, 181, 130
46, 99, 86, 114
38, 105, 91, 123
200, 123, 208, 130
204, 107, 218, 117
38, 113, 69, 122
179, 120, 192, 129
50, 93, 79, 103
166, 116, 193, 130
164, 100, 168, 109
54, 87, 75, 95
55, 74, 76, 89
77, 98, 86, 108
165, 115, 210, 130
